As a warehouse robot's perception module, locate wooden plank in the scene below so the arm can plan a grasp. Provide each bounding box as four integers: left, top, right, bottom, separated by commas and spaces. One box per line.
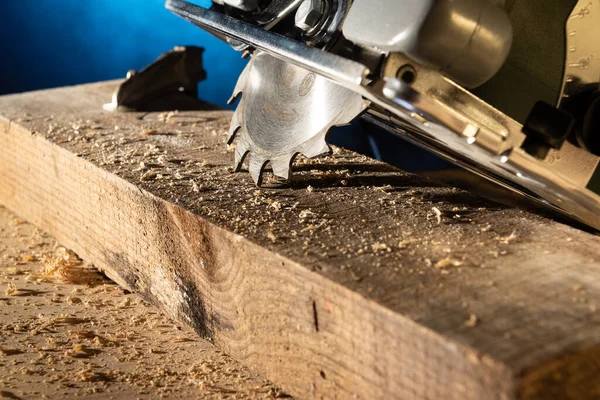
1, 81, 599, 399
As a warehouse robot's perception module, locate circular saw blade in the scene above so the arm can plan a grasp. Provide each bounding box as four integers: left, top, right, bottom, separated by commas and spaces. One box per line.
227, 51, 369, 186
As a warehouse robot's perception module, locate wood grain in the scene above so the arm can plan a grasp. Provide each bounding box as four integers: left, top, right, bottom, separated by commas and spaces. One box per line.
1, 81, 599, 399
0, 206, 285, 399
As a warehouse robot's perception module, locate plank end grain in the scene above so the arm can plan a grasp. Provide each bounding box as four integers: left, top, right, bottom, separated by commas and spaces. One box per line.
1, 81, 600, 399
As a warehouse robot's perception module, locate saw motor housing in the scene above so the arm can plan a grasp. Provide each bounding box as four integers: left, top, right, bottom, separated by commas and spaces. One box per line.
343, 0, 513, 88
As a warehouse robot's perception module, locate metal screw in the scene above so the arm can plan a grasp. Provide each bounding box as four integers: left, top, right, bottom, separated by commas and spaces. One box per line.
295, 0, 326, 32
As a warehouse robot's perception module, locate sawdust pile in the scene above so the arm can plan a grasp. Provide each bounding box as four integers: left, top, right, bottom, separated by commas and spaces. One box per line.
0, 207, 290, 399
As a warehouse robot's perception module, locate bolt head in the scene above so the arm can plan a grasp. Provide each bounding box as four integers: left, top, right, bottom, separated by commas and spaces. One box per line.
295, 0, 325, 31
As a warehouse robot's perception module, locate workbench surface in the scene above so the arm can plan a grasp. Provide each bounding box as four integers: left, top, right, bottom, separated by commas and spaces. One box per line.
0, 205, 287, 399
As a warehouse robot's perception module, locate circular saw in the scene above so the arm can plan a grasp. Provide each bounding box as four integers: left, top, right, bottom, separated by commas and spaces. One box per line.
166, 0, 600, 231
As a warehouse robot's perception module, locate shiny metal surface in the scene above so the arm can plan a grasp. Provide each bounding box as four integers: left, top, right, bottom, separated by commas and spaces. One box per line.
167, 0, 600, 230
342, 0, 513, 88
224, 0, 259, 11
257, 0, 304, 28
304, 0, 350, 48
227, 51, 369, 185
382, 53, 600, 186
227, 0, 304, 52
166, 0, 369, 88
294, 0, 326, 32
256, 0, 302, 29
373, 71, 600, 229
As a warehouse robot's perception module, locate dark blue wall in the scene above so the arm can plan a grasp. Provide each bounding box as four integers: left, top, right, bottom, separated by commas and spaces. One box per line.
0, 0, 449, 170
0, 0, 247, 108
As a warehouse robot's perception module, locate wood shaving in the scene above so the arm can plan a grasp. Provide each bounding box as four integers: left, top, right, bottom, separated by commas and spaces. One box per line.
65, 344, 92, 358
266, 231, 277, 243
434, 258, 463, 269
298, 209, 316, 221
171, 337, 195, 343
27, 247, 99, 285
140, 171, 157, 182
68, 330, 96, 340
371, 242, 390, 253
464, 314, 479, 327
3, 267, 20, 276
22, 254, 37, 262
432, 207, 442, 224
191, 180, 203, 193
5, 283, 17, 296
74, 368, 111, 383
498, 231, 518, 244
67, 295, 82, 304
268, 201, 282, 212
375, 185, 393, 194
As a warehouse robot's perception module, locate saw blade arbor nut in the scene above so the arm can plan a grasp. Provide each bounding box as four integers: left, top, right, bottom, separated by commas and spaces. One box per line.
295, 0, 327, 32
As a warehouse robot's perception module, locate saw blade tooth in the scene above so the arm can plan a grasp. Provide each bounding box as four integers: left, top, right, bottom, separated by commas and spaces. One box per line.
226, 52, 371, 187
270, 156, 295, 180
227, 109, 243, 145
227, 91, 242, 106
234, 141, 250, 172
248, 155, 269, 186
227, 59, 251, 105
302, 137, 332, 158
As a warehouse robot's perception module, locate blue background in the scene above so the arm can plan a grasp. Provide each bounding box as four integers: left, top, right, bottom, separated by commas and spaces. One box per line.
0, 0, 448, 171
0, 0, 246, 108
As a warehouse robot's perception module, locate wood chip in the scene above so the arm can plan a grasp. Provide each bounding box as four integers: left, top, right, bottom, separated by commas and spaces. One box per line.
464, 314, 479, 327
434, 258, 463, 269
432, 207, 442, 224
5, 283, 17, 296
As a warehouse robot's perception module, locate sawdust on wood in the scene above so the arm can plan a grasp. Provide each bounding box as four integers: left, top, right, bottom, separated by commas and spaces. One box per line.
27, 107, 531, 296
